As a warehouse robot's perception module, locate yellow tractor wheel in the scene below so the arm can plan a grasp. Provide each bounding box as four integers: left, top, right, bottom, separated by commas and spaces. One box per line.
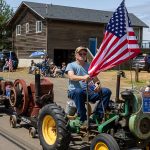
38, 103, 70, 150
90, 133, 120, 150
42, 115, 57, 145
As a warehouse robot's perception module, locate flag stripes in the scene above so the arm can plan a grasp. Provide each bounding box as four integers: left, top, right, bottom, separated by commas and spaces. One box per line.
88, 1, 141, 77
89, 29, 140, 76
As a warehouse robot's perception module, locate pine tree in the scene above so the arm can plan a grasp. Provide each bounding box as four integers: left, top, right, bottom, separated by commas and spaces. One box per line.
0, 0, 13, 50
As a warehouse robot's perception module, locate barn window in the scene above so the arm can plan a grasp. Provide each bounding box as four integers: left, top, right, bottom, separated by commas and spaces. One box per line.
16, 25, 21, 35
26, 23, 29, 33
36, 21, 42, 33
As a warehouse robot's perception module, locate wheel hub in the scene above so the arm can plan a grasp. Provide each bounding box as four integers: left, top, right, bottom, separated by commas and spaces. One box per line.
42, 115, 57, 145
95, 142, 109, 150
139, 117, 150, 134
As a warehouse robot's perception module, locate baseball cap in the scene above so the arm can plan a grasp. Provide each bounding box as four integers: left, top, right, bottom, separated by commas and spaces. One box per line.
75, 46, 87, 54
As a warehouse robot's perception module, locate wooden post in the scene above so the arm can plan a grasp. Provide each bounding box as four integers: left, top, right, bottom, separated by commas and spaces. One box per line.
135, 63, 139, 82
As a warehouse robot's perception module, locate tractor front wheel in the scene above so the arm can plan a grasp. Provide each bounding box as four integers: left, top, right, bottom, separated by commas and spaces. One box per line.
90, 133, 120, 150
38, 103, 70, 150
10, 115, 17, 128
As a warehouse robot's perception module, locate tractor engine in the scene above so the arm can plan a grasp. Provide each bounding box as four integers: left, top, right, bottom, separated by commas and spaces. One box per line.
9, 71, 54, 117
120, 87, 150, 142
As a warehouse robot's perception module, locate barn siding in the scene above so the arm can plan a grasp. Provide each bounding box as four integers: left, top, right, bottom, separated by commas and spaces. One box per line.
47, 20, 104, 60
12, 9, 47, 59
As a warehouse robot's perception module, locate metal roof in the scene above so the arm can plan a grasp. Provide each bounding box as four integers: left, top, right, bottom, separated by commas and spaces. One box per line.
11, 1, 149, 27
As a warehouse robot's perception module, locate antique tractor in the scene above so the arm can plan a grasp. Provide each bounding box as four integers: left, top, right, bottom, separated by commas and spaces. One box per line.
37, 71, 150, 150
0, 77, 13, 108
9, 69, 54, 137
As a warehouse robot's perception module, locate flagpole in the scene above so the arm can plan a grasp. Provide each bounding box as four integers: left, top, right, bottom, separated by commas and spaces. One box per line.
86, 48, 94, 141
86, 81, 89, 142
124, 0, 134, 89
87, 48, 94, 59
8, 51, 12, 81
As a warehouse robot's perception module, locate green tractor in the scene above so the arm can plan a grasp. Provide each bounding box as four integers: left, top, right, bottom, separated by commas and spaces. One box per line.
37, 71, 150, 150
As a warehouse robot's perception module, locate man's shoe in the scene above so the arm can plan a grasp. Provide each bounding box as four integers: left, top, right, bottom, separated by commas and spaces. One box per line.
79, 120, 88, 129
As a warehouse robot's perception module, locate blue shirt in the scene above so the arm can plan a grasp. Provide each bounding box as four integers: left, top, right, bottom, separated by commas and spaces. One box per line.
65, 61, 90, 91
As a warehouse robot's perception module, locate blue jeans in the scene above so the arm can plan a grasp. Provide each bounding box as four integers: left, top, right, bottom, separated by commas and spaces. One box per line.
68, 88, 111, 122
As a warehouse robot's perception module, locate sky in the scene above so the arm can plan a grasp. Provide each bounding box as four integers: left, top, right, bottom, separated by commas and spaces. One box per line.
5, 0, 150, 41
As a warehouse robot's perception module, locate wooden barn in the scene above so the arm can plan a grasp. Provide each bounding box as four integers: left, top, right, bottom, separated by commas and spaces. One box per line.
8, 1, 148, 67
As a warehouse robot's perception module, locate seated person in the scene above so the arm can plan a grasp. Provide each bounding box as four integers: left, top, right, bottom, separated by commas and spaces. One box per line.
28, 60, 36, 74
49, 63, 57, 77
53, 62, 66, 77
40, 62, 50, 77
3, 58, 9, 72
65, 46, 111, 127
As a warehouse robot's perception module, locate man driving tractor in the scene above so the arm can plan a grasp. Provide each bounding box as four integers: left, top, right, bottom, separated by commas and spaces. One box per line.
65, 46, 112, 127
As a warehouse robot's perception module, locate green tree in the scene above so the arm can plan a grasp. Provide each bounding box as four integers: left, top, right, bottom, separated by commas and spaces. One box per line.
0, 0, 13, 50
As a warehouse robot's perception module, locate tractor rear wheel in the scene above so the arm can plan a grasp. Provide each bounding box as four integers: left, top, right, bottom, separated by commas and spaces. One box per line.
90, 133, 120, 150
38, 103, 70, 150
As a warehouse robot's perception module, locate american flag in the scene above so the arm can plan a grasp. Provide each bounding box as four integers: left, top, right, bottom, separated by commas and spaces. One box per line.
9, 51, 13, 72
88, 0, 141, 77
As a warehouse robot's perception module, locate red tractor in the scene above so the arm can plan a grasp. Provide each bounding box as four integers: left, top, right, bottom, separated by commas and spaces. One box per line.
9, 70, 54, 137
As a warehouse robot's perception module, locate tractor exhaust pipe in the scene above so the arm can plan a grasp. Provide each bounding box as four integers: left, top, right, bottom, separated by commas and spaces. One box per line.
35, 68, 41, 103
115, 71, 125, 102
115, 71, 121, 102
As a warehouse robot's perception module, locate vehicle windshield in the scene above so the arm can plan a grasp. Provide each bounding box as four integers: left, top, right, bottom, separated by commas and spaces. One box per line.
134, 56, 145, 61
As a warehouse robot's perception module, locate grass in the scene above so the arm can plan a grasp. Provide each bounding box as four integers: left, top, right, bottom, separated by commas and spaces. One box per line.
125, 80, 147, 88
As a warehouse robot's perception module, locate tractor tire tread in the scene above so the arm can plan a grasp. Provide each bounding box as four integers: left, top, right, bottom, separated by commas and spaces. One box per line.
38, 103, 70, 150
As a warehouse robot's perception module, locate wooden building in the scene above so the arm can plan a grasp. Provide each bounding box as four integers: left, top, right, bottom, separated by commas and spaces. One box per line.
8, 1, 148, 66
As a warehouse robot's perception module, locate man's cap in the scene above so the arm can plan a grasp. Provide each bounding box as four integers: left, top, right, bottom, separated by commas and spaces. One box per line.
75, 46, 87, 54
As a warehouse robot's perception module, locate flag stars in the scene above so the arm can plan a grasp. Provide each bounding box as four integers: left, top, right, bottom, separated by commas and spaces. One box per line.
106, 1, 131, 38
88, 1, 140, 77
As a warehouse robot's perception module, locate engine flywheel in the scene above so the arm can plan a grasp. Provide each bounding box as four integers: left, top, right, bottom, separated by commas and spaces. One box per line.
129, 113, 150, 140
13, 79, 29, 115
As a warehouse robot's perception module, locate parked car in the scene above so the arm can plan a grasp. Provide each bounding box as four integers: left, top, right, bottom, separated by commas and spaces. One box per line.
132, 54, 150, 72
0, 50, 19, 71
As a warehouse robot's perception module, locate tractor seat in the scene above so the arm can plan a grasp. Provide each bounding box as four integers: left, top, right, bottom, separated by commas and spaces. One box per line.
121, 89, 133, 100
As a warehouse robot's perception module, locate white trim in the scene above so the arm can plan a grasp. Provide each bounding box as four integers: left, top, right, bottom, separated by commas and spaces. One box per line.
16, 25, 21, 36
26, 23, 29, 33
36, 21, 42, 33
